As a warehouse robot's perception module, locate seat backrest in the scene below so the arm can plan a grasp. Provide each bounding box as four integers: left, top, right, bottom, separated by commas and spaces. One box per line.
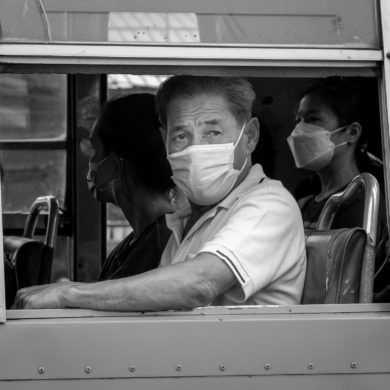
3, 196, 59, 308
301, 173, 379, 304
4, 236, 45, 285
302, 228, 366, 304
3, 236, 45, 307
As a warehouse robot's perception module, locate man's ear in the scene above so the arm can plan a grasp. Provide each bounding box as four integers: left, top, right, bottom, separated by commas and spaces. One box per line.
245, 117, 260, 154
346, 122, 362, 144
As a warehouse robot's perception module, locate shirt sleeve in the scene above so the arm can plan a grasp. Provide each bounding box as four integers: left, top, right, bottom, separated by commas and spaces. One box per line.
198, 183, 305, 302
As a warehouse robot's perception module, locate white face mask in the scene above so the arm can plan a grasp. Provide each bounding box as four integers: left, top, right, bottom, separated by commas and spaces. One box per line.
287, 122, 348, 171
167, 123, 247, 206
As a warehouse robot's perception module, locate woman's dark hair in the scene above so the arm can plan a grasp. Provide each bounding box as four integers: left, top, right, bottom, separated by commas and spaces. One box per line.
301, 77, 381, 177
96, 93, 174, 194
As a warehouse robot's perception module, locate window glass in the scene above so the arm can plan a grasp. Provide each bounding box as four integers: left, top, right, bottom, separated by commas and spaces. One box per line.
0, 74, 67, 213
109, 13, 199, 43
75, 75, 104, 282
0, 150, 66, 213
0, 74, 66, 140
0, 0, 379, 48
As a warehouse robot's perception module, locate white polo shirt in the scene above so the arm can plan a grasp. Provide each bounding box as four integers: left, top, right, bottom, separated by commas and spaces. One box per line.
160, 164, 306, 305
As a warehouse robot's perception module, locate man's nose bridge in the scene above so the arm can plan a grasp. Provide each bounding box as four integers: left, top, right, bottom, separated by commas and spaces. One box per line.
192, 127, 209, 145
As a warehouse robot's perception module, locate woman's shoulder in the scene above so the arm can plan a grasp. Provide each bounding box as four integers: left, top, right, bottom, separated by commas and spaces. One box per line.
298, 194, 316, 210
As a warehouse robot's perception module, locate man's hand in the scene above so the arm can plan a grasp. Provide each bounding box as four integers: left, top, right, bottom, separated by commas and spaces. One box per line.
12, 282, 78, 310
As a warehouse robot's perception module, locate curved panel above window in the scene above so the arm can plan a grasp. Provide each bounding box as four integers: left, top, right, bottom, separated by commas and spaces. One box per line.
0, 0, 380, 48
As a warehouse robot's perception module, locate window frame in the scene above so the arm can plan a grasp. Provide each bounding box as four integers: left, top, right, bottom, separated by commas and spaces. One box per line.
0, 0, 389, 324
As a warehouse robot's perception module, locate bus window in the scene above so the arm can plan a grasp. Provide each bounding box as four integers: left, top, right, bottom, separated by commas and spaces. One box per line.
0, 74, 72, 282
0, 74, 66, 211
69, 72, 387, 306
0, 0, 388, 314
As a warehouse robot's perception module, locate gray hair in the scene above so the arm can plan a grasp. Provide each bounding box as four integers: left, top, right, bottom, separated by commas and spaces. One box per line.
156, 76, 256, 128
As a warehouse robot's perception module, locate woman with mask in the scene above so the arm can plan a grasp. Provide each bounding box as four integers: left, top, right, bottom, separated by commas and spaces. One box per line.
288, 77, 384, 229
85, 93, 178, 280
287, 77, 389, 298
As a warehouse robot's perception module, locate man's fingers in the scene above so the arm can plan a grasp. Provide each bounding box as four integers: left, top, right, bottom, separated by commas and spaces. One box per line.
12, 284, 50, 309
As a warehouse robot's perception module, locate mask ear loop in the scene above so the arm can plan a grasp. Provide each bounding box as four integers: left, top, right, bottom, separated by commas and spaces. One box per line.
110, 157, 124, 206
233, 120, 249, 172
330, 124, 349, 136
234, 121, 247, 148
330, 124, 350, 149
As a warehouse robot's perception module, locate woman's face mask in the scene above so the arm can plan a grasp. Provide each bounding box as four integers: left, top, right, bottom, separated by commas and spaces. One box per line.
167, 122, 247, 206
86, 154, 121, 204
287, 122, 348, 171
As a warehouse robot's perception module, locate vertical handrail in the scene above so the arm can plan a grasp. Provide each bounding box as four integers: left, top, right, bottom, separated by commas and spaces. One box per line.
379, 0, 390, 278
317, 173, 380, 303
0, 170, 6, 323
23, 196, 60, 249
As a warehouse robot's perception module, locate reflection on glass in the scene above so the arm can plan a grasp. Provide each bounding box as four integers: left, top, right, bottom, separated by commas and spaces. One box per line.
0, 150, 66, 213
109, 12, 199, 43
108, 74, 167, 93
0, 74, 66, 140
0, 1, 379, 48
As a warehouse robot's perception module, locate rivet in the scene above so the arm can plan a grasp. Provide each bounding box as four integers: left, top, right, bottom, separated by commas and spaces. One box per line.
264, 363, 271, 370
219, 364, 226, 372
129, 365, 136, 372
308, 363, 314, 370
175, 364, 182, 372
351, 361, 357, 369
38, 366, 45, 374
84, 366, 92, 374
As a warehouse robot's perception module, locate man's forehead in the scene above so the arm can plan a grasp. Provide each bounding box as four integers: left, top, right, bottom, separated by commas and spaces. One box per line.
166, 94, 233, 124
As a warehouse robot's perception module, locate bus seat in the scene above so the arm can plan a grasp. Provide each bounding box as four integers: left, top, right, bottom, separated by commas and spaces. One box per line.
302, 228, 366, 304
4, 196, 59, 308
301, 173, 380, 304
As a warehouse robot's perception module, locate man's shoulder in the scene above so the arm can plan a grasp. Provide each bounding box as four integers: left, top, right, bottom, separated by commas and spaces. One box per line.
227, 178, 302, 230
238, 177, 297, 207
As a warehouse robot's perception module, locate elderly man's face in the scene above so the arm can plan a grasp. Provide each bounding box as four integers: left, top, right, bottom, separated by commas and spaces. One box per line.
166, 94, 248, 169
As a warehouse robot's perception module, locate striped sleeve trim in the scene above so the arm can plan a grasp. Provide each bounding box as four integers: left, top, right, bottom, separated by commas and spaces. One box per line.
198, 243, 253, 301
216, 250, 246, 284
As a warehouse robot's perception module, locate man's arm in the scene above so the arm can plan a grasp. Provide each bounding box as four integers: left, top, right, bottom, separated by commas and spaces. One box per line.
13, 253, 237, 311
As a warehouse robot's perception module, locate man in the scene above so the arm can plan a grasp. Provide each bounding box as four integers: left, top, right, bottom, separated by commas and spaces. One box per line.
13, 76, 306, 310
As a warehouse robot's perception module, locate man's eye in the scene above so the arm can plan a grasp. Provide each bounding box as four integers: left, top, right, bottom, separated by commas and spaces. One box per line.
205, 130, 221, 138
172, 133, 187, 142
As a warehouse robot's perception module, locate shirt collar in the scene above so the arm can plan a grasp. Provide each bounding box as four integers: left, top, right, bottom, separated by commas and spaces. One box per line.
217, 163, 266, 210
166, 164, 266, 242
